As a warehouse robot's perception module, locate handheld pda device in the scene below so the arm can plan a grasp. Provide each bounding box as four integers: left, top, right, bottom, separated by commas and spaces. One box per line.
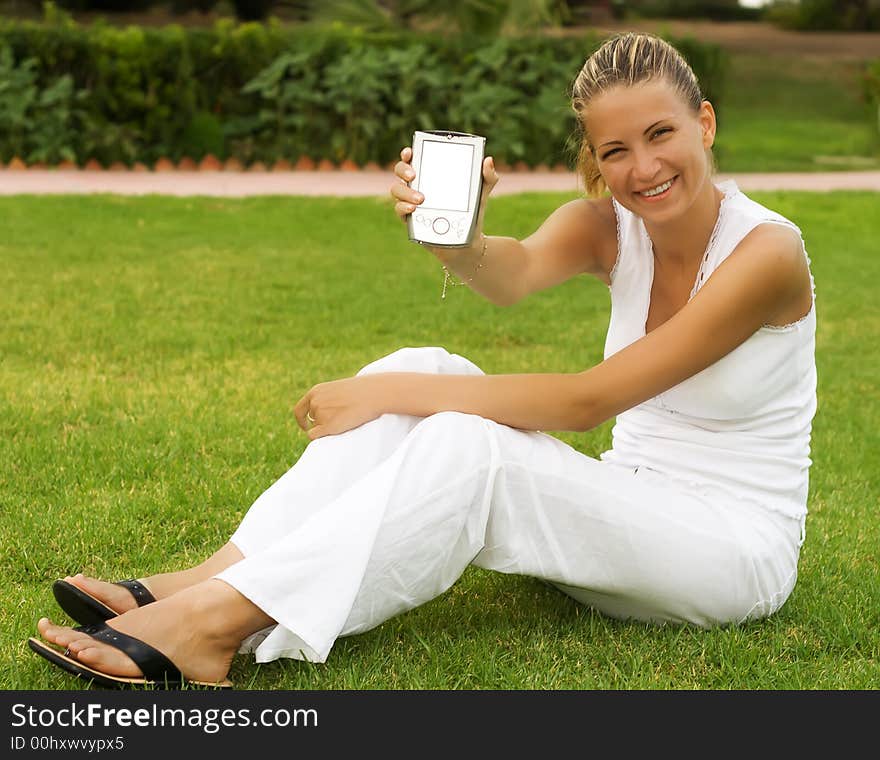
407, 130, 485, 248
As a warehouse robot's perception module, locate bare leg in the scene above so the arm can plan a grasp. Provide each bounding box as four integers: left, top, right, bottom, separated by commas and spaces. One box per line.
60, 542, 243, 615
38, 578, 270, 684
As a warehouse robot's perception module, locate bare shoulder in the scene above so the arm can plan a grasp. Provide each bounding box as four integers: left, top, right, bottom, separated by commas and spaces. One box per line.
718, 221, 813, 327
579, 195, 619, 284
558, 195, 618, 275
521, 195, 618, 285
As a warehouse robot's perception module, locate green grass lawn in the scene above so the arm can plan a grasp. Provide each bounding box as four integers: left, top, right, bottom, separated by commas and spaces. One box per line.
713, 52, 879, 173
1, 191, 878, 689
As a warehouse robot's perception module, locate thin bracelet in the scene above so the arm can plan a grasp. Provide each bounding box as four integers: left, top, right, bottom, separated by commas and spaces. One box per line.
441, 234, 488, 299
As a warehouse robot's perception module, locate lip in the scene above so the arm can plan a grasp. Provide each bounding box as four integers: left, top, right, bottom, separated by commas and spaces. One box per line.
636, 175, 678, 201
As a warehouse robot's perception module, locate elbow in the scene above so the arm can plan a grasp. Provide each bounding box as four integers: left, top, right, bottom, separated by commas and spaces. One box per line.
496, 294, 521, 308
497, 283, 528, 308
570, 377, 608, 432
574, 409, 600, 433
577, 412, 605, 433
576, 408, 609, 433
486, 292, 520, 308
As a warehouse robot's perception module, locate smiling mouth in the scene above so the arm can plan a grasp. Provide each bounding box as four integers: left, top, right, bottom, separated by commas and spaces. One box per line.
637, 176, 677, 197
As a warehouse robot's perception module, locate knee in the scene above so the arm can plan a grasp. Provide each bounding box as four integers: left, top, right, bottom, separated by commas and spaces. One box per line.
410, 411, 492, 456
356, 346, 484, 377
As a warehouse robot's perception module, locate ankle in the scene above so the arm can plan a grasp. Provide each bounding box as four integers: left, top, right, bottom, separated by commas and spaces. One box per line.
182, 580, 271, 647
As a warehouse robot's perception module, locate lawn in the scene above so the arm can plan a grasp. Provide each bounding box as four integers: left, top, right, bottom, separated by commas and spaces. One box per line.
1, 190, 877, 689
715, 52, 880, 173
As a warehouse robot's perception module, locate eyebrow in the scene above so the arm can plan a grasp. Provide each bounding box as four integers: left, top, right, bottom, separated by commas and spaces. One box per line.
598, 120, 668, 149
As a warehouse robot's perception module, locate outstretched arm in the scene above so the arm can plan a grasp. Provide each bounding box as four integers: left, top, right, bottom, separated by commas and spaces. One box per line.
297, 224, 810, 438
390, 147, 615, 306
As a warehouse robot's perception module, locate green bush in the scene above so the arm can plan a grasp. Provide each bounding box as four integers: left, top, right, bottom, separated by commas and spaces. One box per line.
0, 10, 727, 168
0, 43, 82, 164
865, 59, 880, 135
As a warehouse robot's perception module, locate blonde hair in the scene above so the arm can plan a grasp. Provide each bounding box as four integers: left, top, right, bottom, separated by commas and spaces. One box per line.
571, 32, 714, 198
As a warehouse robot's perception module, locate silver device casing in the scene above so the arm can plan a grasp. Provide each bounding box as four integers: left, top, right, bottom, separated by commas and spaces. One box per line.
406, 130, 485, 248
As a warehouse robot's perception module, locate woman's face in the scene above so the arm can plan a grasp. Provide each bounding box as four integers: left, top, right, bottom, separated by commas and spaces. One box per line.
583, 79, 716, 222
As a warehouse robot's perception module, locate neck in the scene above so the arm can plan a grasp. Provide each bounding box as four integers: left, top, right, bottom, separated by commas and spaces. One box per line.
644, 177, 724, 269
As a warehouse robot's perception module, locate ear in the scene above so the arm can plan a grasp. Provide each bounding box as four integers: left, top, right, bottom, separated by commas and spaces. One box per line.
698, 100, 717, 150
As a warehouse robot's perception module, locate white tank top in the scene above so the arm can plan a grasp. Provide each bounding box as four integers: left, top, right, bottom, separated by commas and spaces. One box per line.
599, 179, 817, 519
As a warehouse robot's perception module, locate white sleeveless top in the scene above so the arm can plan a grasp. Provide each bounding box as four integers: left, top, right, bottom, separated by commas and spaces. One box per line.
599, 179, 817, 520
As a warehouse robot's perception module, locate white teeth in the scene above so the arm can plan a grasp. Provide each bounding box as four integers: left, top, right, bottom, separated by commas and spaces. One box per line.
641, 178, 673, 197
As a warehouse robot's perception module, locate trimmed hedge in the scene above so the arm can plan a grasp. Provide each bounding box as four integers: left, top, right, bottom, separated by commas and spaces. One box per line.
0, 13, 728, 168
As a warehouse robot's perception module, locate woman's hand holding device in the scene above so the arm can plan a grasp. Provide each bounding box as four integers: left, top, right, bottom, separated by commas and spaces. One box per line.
390, 141, 499, 265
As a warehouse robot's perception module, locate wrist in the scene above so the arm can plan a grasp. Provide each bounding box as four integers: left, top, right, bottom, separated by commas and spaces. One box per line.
427, 234, 485, 266
372, 372, 431, 418
438, 234, 489, 299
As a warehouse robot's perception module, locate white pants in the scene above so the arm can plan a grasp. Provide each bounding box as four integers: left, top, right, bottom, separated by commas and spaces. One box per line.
215, 346, 803, 663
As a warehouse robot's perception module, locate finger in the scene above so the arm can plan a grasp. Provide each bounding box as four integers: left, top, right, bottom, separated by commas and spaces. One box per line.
395, 200, 419, 220
400, 146, 412, 162
293, 393, 310, 431
482, 156, 500, 194
307, 425, 324, 441
473, 157, 499, 232
390, 183, 424, 221
394, 159, 415, 182
390, 180, 423, 204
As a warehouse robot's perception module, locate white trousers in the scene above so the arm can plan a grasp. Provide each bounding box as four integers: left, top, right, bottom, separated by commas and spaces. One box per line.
215, 346, 803, 663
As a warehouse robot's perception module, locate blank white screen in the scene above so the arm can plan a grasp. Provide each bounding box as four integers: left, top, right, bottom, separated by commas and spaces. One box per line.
418, 140, 474, 212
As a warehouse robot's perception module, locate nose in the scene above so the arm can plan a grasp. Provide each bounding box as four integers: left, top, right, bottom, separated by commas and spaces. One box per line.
631, 146, 662, 183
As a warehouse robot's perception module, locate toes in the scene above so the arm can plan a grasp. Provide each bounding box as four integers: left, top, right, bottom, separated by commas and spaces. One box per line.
62, 573, 90, 594
64, 636, 96, 655
75, 644, 142, 678
38, 619, 90, 649
37, 618, 143, 678
64, 575, 139, 613
37, 618, 78, 646
73, 574, 101, 593
67, 573, 105, 594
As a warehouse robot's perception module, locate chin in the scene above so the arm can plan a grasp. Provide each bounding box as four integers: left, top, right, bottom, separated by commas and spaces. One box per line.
635, 196, 684, 221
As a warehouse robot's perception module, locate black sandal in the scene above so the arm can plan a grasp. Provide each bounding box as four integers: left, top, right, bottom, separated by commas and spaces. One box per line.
52, 579, 156, 625
27, 622, 233, 690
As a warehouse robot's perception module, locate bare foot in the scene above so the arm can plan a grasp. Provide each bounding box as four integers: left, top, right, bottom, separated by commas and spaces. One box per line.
61, 574, 151, 615
59, 543, 245, 615
37, 580, 263, 685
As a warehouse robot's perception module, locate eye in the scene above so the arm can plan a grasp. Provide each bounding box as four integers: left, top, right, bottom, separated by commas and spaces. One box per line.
652, 127, 672, 139
601, 147, 622, 160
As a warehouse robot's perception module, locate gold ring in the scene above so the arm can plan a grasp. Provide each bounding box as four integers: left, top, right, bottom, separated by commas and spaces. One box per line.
306, 411, 315, 425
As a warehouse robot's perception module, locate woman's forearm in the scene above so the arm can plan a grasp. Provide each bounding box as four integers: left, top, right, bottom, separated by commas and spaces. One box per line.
428, 235, 530, 307
374, 371, 593, 433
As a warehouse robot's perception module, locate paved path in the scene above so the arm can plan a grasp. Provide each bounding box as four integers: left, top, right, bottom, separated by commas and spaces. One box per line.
2, 168, 879, 197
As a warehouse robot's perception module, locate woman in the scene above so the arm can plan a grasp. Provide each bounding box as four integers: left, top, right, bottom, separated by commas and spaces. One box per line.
28, 31, 816, 689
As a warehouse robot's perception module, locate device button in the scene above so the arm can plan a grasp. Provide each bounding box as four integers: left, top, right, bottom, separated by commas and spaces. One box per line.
432, 217, 450, 235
